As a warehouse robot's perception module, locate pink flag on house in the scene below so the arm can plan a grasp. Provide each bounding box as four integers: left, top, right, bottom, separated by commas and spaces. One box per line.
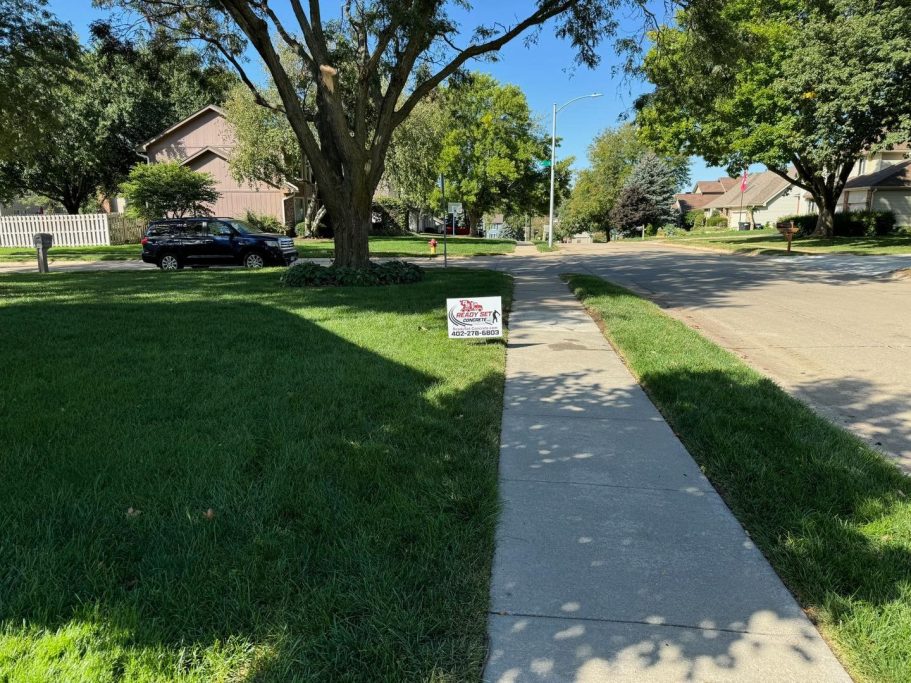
740, 169, 749, 192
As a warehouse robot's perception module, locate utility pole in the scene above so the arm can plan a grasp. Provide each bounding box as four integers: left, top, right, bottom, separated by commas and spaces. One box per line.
547, 93, 603, 248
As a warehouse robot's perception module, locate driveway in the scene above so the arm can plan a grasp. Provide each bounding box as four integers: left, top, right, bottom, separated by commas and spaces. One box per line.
558, 241, 911, 470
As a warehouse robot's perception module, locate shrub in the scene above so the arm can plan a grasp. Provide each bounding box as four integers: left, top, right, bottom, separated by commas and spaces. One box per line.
781, 211, 897, 237
685, 209, 705, 230
120, 162, 219, 220
244, 210, 285, 234
706, 213, 729, 228
834, 210, 896, 237
778, 214, 817, 236
280, 260, 424, 287
659, 224, 682, 237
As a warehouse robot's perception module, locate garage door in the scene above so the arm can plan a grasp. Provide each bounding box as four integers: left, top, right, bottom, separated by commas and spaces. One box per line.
873, 193, 911, 227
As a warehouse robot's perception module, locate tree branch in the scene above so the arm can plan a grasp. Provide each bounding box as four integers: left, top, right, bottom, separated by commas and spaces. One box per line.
395, 0, 577, 127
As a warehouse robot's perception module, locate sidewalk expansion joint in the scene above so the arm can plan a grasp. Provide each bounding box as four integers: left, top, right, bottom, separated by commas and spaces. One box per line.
498, 476, 713, 495
487, 610, 788, 638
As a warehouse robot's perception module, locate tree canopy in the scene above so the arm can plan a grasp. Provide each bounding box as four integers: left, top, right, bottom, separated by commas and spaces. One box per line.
609, 152, 680, 233
0, 29, 235, 213
636, 0, 911, 236
560, 124, 687, 235
0, 0, 78, 165
436, 73, 567, 235
120, 162, 220, 219
106, 0, 626, 267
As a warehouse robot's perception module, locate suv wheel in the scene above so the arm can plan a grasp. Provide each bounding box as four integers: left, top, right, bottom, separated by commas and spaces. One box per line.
243, 252, 265, 269
158, 254, 182, 271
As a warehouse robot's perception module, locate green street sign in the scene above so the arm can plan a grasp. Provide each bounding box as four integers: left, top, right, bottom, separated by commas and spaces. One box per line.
536, 160, 551, 169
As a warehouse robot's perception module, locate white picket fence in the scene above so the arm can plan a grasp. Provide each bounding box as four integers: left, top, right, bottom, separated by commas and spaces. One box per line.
0, 214, 111, 247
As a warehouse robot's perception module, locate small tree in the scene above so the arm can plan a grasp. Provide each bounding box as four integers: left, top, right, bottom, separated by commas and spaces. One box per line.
120, 163, 220, 220
610, 153, 680, 233
636, 0, 911, 237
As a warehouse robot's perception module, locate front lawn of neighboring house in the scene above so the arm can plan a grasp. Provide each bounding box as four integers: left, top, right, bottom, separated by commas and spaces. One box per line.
0, 268, 511, 681
0, 244, 141, 262
565, 274, 911, 683
296, 235, 516, 259
533, 240, 559, 253
0, 235, 516, 263
664, 229, 911, 255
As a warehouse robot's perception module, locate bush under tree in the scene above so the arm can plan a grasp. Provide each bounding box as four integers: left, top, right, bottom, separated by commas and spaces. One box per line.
280, 260, 424, 287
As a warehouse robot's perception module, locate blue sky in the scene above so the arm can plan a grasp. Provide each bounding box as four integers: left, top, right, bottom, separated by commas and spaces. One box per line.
50, 0, 729, 185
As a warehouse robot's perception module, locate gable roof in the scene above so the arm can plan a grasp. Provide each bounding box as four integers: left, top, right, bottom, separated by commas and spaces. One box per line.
694, 178, 737, 195
704, 170, 793, 209
844, 160, 911, 190
138, 104, 227, 151
179, 145, 231, 166
675, 192, 717, 212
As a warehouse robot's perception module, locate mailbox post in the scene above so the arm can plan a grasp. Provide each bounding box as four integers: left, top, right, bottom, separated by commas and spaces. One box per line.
33, 233, 53, 273
776, 221, 799, 253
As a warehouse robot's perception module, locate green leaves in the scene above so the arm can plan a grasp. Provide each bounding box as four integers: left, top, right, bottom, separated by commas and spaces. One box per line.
436, 73, 559, 230
120, 162, 220, 220
638, 0, 911, 178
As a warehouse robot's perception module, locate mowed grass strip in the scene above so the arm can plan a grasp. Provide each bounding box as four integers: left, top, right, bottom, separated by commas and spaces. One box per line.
665, 229, 911, 255
0, 267, 511, 682
0, 235, 515, 263
564, 274, 911, 683
295, 235, 516, 259
0, 244, 142, 262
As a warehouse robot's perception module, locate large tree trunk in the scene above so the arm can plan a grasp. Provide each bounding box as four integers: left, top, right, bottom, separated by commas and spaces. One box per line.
330, 186, 372, 268
813, 193, 837, 238
466, 208, 481, 237
62, 197, 82, 215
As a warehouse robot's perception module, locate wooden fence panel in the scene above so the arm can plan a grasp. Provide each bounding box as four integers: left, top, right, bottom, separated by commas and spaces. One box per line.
0, 214, 110, 247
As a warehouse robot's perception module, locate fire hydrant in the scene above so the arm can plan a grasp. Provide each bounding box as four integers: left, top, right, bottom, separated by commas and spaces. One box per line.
429, 239, 437, 255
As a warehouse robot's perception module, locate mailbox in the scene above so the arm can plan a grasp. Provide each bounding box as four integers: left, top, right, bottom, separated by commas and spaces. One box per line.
33, 233, 54, 250
775, 221, 800, 253
33, 232, 53, 273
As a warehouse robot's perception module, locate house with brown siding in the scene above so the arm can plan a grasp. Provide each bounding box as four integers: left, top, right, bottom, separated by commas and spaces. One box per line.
673, 176, 737, 214
139, 105, 315, 226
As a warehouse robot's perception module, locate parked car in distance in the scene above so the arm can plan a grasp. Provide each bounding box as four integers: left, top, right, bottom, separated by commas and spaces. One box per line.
141, 218, 298, 270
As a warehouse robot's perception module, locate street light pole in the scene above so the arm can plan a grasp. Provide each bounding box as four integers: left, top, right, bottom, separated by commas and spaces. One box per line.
547, 93, 603, 248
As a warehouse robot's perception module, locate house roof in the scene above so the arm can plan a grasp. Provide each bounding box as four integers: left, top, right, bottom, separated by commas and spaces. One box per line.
844, 160, 911, 190
704, 170, 792, 209
694, 177, 737, 195
179, 145, 299, 193
179, 145, 231, 165
675, 192, 716, 212
138, 104, 227, 151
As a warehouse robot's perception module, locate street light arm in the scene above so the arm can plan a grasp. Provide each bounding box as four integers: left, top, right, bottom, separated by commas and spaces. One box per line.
556, 92, 603, 114
546, 92, 603, 248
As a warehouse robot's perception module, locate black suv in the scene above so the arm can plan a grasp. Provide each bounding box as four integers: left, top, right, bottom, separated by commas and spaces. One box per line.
141, 217, 298, 270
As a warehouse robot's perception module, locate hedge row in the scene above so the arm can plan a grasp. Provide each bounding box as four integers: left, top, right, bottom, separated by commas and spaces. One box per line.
779, 210, 896, 237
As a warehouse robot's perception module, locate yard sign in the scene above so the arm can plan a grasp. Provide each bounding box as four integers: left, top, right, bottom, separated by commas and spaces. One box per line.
447, 297, 503, 339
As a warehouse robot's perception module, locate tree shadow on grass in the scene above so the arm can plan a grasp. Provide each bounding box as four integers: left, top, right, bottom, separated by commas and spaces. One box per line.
0, 267, 510, 319
0, 292, 505, 681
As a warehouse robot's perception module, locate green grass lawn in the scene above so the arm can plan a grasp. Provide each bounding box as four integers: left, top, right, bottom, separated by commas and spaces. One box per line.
533, 240, 559, 253
295, 235, 516, 259
0, 236, 515, 264
0, 267, 511, 681
0, 244, 141, 262
565, 274, 911, 683
665, 228, 911, 255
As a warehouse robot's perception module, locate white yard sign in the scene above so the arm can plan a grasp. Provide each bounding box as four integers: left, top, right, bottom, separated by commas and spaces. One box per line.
447, 297, 503, 339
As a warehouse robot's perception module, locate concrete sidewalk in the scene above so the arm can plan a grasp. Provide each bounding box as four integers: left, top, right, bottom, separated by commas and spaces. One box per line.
484, 265, 850, 682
